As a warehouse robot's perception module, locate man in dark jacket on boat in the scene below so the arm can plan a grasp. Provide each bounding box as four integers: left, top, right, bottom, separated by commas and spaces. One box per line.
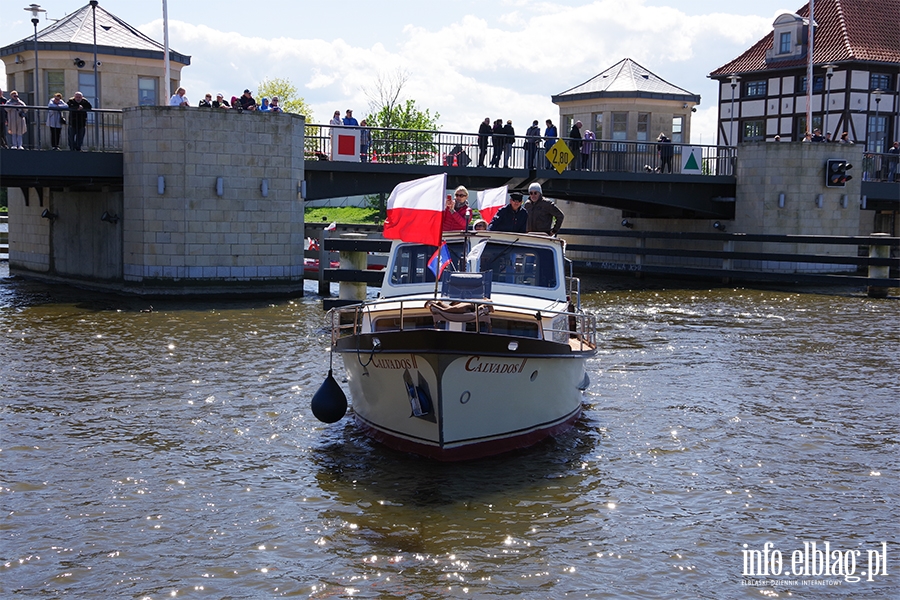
488, 192, 528, 233
524, 183, 564, 236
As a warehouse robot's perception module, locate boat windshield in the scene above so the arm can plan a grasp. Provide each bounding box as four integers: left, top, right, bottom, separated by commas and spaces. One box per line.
388, 242, 466, 285
388, 240, 557, 289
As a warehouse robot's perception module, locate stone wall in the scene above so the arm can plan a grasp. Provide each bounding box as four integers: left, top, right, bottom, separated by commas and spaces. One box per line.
561, 141, 865, 274
121, 106, 306, 294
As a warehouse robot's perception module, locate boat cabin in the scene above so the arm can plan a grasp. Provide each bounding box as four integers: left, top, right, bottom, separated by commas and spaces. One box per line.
381, 231, 569, 303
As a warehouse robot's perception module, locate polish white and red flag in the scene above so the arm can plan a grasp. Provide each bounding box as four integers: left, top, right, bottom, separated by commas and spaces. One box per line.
475, 185, 508, 224
382, 173, 447, 247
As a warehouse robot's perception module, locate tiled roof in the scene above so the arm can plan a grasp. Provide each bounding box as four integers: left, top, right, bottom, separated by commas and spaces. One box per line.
710, 0, 900, 78
1, 4, 189, 64
553, 58, 700, 103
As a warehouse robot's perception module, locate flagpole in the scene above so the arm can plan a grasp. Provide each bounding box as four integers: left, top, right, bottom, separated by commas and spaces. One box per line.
806, 0, 814, 135
163, 0, 170, 101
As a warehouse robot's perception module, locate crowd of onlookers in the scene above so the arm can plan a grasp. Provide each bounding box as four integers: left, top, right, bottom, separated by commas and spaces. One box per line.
169, 87, 284, 113
3, 85, 899, 181
1, 86, 93, 150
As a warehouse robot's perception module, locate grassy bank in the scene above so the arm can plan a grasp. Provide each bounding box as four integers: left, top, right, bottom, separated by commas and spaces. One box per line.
305, 206, 380, 225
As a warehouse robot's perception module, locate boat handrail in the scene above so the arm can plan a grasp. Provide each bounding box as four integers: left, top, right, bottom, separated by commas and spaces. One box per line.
329, 296, 597, 350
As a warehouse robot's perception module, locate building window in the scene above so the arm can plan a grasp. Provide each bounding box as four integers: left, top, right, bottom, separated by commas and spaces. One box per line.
22, 70, 34, 105
779, 32, 791, 54
78, 72, 98, 107
593, 113, 603, 140
744, 80, 767, 97
672, 115, 684, 144
796, 116, 823, 137
797, 76, 825, 94
637, 113, 649, 141
867, 115, 887, 153
138, 77, 158, 106
612, 112, 627, 140
870, 73, 891, 91
742, 120, 764, 142
46, 71, 65, 100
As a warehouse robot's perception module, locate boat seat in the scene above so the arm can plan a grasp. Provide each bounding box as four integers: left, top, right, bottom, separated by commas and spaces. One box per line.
441, 271, 492, 300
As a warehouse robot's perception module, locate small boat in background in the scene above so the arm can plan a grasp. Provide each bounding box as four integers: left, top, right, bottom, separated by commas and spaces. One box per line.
317, 230, 597, 461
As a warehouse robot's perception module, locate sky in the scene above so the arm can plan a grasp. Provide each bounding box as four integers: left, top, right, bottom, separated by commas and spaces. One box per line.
2, 0, 805, 145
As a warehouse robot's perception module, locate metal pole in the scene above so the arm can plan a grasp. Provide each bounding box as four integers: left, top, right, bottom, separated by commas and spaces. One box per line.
728, 74, 739, 146
163, 0, 171, 102
806, 0, 815, 136
32, 17, 40, 149
24, 4, 46, 148
824, 64, 835, 135
90, 1, 99, 144
874, 91, 882, 153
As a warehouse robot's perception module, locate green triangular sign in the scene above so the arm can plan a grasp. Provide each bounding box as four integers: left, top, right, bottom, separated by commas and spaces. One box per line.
684, 151, 700, 171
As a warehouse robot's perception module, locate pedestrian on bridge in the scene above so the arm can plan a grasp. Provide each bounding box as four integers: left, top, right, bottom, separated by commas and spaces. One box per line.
5, 90, 27, 149
569, 121, 582, 170
0, 88, 7, 148
490, 119, 504, 167
67, 92, 92, 152
657, 132, 673, 173
502, 120, 515, 168
581, 129, 595, 170
477, 118, 491, 167
544, 120, 558, 169
524, 120, 540, 169
47, 93, 66, 150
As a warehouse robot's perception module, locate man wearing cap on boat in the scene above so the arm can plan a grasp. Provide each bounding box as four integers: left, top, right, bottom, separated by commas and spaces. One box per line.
488, 192, 528, 233
523, 182, 564, 236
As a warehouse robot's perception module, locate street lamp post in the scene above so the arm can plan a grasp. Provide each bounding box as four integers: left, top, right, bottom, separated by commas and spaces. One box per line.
824, 64, 836, 136
873, 88, 883, 153
728, 74, 740, 146
25, 3, 46, 149
90, 1, 100, 145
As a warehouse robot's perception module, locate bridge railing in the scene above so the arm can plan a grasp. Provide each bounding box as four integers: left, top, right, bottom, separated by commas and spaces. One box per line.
4, 105, 123, 152
2, 105, 896, 183
305, 123, 739, 176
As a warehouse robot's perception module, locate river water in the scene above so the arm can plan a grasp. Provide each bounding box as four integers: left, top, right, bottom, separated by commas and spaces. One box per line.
1, 263, 897, 599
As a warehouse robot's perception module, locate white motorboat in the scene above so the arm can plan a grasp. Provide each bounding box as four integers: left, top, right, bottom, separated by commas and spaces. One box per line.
316, 230, 597, 461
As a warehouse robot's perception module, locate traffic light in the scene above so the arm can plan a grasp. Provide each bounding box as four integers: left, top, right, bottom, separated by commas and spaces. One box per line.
825, 159, 853, 188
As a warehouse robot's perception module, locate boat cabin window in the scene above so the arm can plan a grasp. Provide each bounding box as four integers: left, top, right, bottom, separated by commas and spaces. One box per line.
388, 241, 557, 289
479, 243, 557, 288
389, 243, 464, 285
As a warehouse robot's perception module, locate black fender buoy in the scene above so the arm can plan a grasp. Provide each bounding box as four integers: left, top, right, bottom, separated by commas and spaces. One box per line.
311, 370, 348, 423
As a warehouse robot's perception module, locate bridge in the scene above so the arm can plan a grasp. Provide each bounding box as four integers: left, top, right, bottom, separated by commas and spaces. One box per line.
2, 106, 897, 216
0, 106, 740, 219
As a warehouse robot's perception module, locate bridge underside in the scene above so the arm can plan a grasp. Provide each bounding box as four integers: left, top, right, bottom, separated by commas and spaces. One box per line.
304, 162, 738, 219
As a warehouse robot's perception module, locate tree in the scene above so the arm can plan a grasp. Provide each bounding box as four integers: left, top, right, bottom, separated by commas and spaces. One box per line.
257, 77, 320, 156
363, 69, 440, 165
257, 77, 313, 118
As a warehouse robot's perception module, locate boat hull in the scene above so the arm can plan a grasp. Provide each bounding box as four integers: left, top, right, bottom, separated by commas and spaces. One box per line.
335, 330, 590, 460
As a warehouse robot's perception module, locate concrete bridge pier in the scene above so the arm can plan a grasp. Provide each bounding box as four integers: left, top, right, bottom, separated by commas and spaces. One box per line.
7, 107, 308, 296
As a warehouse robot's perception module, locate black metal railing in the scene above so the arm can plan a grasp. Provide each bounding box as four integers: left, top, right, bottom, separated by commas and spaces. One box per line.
862, 151, 900, 183
2, 105, 897, 183
2, 104, 123, 152
305, 123, 738, 176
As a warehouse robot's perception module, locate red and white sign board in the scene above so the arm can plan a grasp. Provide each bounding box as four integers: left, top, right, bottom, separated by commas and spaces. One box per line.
331, 129, 360, 162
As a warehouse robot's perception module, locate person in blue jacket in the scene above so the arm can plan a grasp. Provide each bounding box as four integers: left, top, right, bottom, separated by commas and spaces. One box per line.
488, 193, 528, 233
544, 119, 558, 169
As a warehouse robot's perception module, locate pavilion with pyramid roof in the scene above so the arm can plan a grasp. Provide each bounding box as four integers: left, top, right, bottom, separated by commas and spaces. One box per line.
2, 3, 190, 109
552, 58, 700, 144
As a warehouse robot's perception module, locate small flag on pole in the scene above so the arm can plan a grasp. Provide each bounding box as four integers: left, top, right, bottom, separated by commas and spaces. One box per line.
475, 185, 508, 225
427, 242, 452, 279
